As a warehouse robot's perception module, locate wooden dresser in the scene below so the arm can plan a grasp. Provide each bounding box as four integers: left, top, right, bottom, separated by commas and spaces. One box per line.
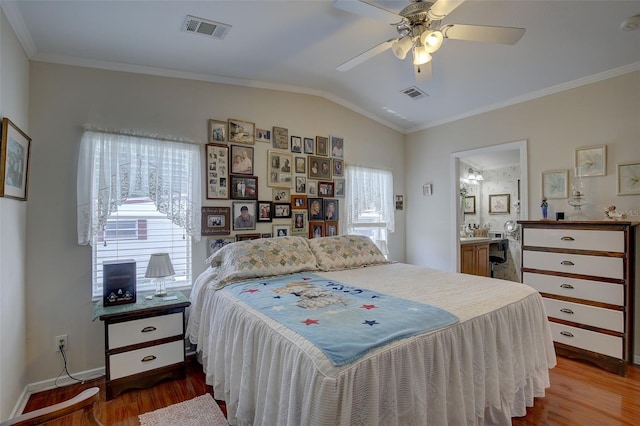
519, 220, 637, 376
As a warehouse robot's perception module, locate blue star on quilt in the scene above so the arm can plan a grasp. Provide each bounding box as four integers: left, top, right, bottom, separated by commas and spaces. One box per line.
363, 320, 379, 326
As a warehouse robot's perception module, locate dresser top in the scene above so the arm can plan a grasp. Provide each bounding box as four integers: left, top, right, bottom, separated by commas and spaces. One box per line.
518, 220, 639, 228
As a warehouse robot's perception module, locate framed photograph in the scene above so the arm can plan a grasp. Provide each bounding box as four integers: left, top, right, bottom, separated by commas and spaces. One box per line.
307, 180, 318, 196
272, 126, 289, 150
334, 179, 345, 197
308, 197, 323, 220
273, 188, 290, 202
395, 194, 404, 210
228, 118, 255, 144
323, 199, 338, 221
274, 202, 292, 218
291, 136, 302, 153
464, 196, 476, 214
292, 210, 308, 235
333, 159, 344, 177
207, 237, 235, 257
325, 221, 339, 237
257, 201, 273, 222
291, 194, 307, 209
330, 135, 344, 158
230, 175, 258, 200
294, 156, 306, 174
201, 206, 231, 236
617, 161, 640, 195
236, 233, 260, 241
230, 144, 254, 175
309, 221, 325, 239
316, 136, 329, 157
303, 137, 314, 154
575, 145, 606, 177
295, 176, 306, 194
267, 150, 293, 187
232, 201, 257, 231
261, 233, 272, 238
0, 118, 32, 201
205, 144, 229, 200
208, 119, 227, 144
542, 169, 569, 199
318, 181, 334, 197
489, 194, 511, 215
308, 155, 332, 180
273, 224, 291, 237
255, 128, 271, 143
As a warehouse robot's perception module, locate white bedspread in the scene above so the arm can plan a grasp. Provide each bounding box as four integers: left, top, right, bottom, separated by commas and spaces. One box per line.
188, 263, 556, 426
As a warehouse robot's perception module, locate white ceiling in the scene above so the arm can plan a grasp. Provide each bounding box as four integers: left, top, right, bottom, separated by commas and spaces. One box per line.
3, 0, 640, 133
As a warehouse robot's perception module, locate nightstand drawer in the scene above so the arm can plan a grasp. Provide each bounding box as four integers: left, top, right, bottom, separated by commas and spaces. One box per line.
523, 251, 623, 279
109, 340, 184, 380
523, 228, 624, 252
523, 272, 624, 305
108, 312, 183, 349
549, 322, 622, 359
543, 298, 623, 332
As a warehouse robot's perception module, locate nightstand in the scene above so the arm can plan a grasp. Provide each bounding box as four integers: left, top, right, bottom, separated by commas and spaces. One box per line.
93, 291, 190, 400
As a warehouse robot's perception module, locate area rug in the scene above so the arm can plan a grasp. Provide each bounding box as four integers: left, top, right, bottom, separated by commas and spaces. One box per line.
139, 394, 228, 426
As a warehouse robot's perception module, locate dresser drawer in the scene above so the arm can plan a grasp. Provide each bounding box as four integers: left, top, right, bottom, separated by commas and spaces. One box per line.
549, 322, 622, 359
523, 272, 624, 305
109, 340, 184, 380
108, 312, 183, 349
523, 251, 623, 279
543, 298, 623, 332
523, 228, 624, 252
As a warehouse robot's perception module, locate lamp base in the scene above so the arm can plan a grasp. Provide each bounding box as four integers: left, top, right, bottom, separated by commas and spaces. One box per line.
154, 278, 167, 297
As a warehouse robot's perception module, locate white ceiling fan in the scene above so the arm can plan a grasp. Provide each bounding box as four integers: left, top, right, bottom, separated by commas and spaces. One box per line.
334, 0, 526, 81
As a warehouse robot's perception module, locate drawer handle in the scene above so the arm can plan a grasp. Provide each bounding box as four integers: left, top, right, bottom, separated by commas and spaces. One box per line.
141, 355, 157, 363
141, 326, 157, 333
561, 236, 575, 241
560, 283, 574, 289
561, 261, 575, 266
560, 331, 574, 338
560, 308, 574, 315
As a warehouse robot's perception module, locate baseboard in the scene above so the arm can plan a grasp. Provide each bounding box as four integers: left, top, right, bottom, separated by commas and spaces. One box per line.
634, 354, 640, 365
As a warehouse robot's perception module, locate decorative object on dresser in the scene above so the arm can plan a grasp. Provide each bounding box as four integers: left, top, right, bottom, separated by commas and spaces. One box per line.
94, 292, 190, 400
145, 253, 175, 297
0, 117, 32, 201
519, 220, 637, 376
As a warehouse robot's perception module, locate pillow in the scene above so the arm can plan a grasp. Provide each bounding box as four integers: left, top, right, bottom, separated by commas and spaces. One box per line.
208, 236, 318, 287
307, 235, 389, 271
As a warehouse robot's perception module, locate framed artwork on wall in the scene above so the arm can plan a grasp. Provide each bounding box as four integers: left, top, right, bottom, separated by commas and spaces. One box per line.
315, 136, 329, 157
318, 181, 334, 197
207, 237, 235, 257
617, 161, 640, 195
273, 224, 291, 237
325, 221, 339, 237
575, 145, 606, 177
295, 176, 306, 194
228, 118, 255, 145
291, 194, 307, 209
236, 233, 260, 241
201, 206, 231, 236
230, 175, 258, 200
205, 144, 229, 200
542, 169, 569, 199
323, 199, 338, 221
333, 159, 344, 177
307, 156, 332, 180
334, 179, 345, 197
295, 156, 306, 174
257, 201, 273, 222
208, 119, 227, 144
273, 188, 290, 202
272, 126, 289, 150
230, 145, 254, 175
0, 118, 32, 201
291, 136, 302, 153
309, 221, 325, 239
308, 197, 323, 220
330, 135, 344, 158
267, 150, 293, 187
489, 194, 511, 215
464, 196, 476, 214
232, 201, 257, 231
292, 210, 308, 235
255, 128, 271, 143
273, 203, 292, 218
304, 137, 314, 154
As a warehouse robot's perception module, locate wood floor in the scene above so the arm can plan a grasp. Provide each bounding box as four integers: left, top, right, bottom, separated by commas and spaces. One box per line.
20, 356, 639, 425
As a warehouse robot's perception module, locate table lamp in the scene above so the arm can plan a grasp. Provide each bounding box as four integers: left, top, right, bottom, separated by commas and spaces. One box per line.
145, 253, 175, 297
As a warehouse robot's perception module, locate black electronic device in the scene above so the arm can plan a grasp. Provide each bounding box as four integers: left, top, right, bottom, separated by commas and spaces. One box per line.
103, 259, 136, 306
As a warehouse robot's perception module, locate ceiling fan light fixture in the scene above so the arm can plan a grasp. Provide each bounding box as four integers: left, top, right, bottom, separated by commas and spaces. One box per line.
391, 35, 414, 60
412, 44, 432, 66
421, 30, 444, 53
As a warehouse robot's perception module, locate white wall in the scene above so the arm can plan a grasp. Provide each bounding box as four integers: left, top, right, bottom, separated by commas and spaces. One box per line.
25, 61, 405, 385
0, 9, 30, 421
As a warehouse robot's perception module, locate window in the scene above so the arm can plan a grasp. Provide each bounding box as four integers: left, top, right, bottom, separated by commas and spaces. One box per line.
345, 166, 394, 257
77, 130, 201, 298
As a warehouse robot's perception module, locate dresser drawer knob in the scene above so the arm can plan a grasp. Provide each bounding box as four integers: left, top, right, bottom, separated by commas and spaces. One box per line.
560, 283, 574, 289
560, 236, 575, 241
141, 326, 157, 333
560, 308, 574, 315
560, 331, 574, 338
141, 355, 157, 363
560, 260, 575, 266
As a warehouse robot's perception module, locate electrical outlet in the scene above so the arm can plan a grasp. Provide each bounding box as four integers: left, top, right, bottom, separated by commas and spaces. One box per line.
55, 335, 68, 352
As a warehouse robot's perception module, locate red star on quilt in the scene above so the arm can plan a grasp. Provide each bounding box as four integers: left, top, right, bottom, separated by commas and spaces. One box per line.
246, 289, 259, 293
302, 318, 319, 325
361, 304, 377, 310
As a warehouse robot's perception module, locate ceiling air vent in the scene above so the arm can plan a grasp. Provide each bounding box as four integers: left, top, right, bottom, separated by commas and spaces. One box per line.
401, 86, 428, 100
182, 15, 231, 40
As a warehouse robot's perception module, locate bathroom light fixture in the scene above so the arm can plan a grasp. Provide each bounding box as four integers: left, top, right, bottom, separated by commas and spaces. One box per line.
467, 168, 484, 181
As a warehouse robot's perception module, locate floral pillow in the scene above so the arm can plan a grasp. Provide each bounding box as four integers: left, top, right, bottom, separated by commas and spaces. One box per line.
207, 236, 318, 287
307, 235, 389, 271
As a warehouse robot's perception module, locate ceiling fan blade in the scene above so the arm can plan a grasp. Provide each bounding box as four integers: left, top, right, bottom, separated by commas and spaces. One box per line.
428, 0, 466, 20
414, 62, 432, 82
441, 24, 525, 44
337, 39, 396, 72
333, 0, 401, 25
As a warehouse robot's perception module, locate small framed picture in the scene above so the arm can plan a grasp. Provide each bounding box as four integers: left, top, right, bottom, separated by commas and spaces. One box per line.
294, 156, 306, 174
230, 144, 254, 175
255, 128, 271, 143
261, 233, 272, 238
464, 196, 476, 214
308, 156, 332, 180
208, 119, 227, 144
303, 137, 314, 154
257, 201, 273, 222
207, 237, 235, 257
273, 188, 290, 202
333, 159, 344, 177
307, 180, 318, 196
0, 118, 32, 201
334, 179, 345, 197
575, 145, 606, 177
273, 224, 291, 237
316, 136, 329, 157
308, 197, 323, 220
325, 221, 339, 237
230, 175, 258, 200
236, 233, 260, 241
291, 136, 302, 153
318, 181, 334, 197
489, 194, 511, 215
330, 135, 344, 158
274, 203, 292, 218
228, 118, 255, 144
295, 176, 306, 194
268, 150, 293, 187
272, 126, 289, 150
292, 210, 308, 235
205, 144, 229, 200
542, 169, 569, 199
232, 201, 257, 231
323, 199, 338, 221
309, 221, 325, 239
201, 206, 231, 236
291, 194, 307, 209
617, 161, 640, 195
395, 194, 404, 210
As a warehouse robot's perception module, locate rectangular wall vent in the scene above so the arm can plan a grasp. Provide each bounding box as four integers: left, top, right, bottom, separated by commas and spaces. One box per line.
401, 86, 428, 100
182, 15, 231, 40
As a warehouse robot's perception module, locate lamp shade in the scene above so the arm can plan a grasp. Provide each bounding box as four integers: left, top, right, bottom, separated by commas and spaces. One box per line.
145, 253, 175, 278
391, 36, 414, 60
412, 44, 432, 65
421, 30, 444, 53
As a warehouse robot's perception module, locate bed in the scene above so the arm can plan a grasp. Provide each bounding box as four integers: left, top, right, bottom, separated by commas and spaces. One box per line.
187, 235, 556, 426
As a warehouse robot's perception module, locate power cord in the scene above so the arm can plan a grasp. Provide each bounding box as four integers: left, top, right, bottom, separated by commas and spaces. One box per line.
54, 344, 84, 387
